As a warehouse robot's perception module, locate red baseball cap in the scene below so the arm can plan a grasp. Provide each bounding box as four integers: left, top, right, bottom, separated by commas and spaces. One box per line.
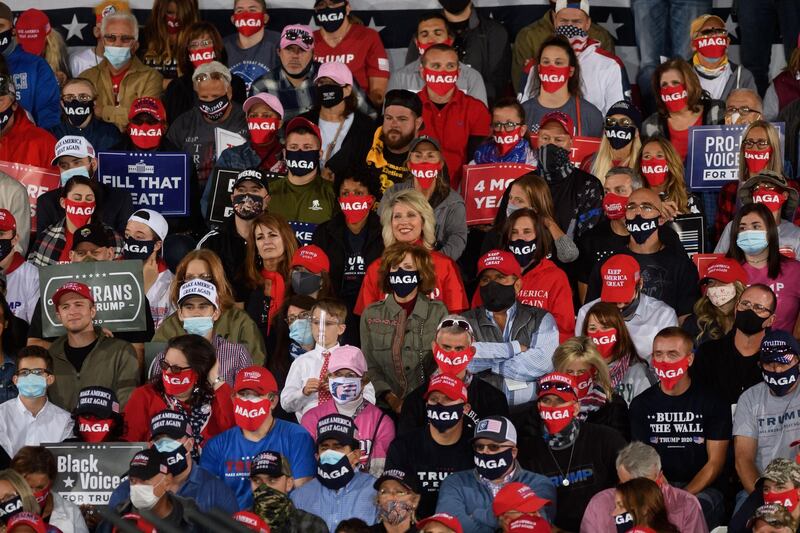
536, 372, 578, 402
285, 116, 321, 142
129, 97, 166, 122
52, 282, 94, 307
0, 209, 16, 231
700, 257, 748, 285
7, 512, 46, 533
493, 482, 551, 516
539, 111, 575, 137
416, 513, 463, 533
507, 515, 552, 533
424, 374, 468, 403
15, 9, 50, 56
234, 366, 278, 395
291, 245, 330, 274
600, 254, 640, 303
232, 511, 271, 533
477, 250, 522, 279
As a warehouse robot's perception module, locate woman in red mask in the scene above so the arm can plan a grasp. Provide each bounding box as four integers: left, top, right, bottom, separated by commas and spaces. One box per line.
552, 336, 629, 439
141, 0, 199, 87
122, 334, 234, 447
713, 120, 799, 240
642, 58, 725, 161
580, 302, 654, 406
472, 98, 536, 166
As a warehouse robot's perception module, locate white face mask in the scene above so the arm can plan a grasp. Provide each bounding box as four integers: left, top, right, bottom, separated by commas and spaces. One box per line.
707, 283, 737, 307
130, 480, 162, 510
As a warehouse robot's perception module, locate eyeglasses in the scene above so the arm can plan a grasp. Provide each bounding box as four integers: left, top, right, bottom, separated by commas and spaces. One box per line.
62, 94, 94, 103
726, 106, 759, 116
103, 34, 135, 45
625, 202, 658, 214
194, 72, 227, 83
183, 274, 213, 283
285, 311, 311, 325
737, 299, 774, 317
473, 443, 513, 453
15, 368, 50, 377
742, 139, 770, 150
378, 488, 412, 497
188, 39, 214, 49
159, 361, 192, 374
605, 117, 635, 128
283, 28, 314, 46
491, 121, 523, 132
438, 318, 473, 334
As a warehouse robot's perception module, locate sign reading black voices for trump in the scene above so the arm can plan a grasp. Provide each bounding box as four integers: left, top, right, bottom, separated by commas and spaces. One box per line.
43, 442, 146, 509
97, 151, 189, 216
39, 260, 146, 337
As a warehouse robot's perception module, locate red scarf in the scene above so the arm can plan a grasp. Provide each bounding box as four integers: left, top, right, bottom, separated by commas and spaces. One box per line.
260, 269, 285, 335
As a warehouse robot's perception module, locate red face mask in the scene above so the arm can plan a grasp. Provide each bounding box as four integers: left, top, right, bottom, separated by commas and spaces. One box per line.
247, 117, 280, 145
78, 416, 113, 443
233, 12, 264, 37
693, 35, 728, 59
423, 67, 458, 96
339, 194, 374, 225
130, 125, 163, 150
653, 357, 690, 391
602, 193, 627, 221
753, 186, 786, 213
641, 157, 669, 186
660, 84, 688, 113
588, 328, 618, 359
744, 147, 772, 174
433, 342, 475, 376
416, 37, 454, 56
573, 371, 593, 399
189, 46, 216, 68
764, 488, 800, 512
162, 368, 198, 396
33, 486, 50, 506
233, 396, 271, 431
493, 127, 523, 156
538, 403, 574, 434
409, 161, 439, 189
166, 14, 181, 35
538, 64, 570, 93
65, 199, 95, 229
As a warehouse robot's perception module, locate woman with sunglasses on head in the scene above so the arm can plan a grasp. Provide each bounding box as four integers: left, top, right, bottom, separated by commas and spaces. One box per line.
472, 98, 536, 166
727, 203, 800, 335
141, 0, 200, 88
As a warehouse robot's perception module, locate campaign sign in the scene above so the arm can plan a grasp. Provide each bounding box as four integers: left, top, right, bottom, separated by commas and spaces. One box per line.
290, 220, 317, 246
666, 214, 706, 257
0, 160, 60, 230
39, 260, 146, 337
460, 163, 535, 225
97, 151, 189, 216
687, 123, 785, 191
529, 134, 602, 167
215, 127, 247, 160
207, 168, 240, 225
43, 442, 146, 508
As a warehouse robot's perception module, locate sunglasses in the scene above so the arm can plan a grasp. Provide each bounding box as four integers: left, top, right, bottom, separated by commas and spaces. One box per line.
438, 318, 473, 334
538, 381, 574, 393
283, 28, 314, 46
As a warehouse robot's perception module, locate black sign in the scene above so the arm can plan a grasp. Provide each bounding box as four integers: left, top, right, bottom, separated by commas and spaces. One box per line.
667, 214, 706, 257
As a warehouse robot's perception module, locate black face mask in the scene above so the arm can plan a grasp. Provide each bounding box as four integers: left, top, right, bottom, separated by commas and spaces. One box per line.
317, 84, 344, 108
285, 149, 319, 176
316, 452, 355, 490
160, 444, 189, 476
198, 95, 230, 121
625, 214, 658, 245
232, 193, 264, 220
474, 448, 514, 480
508, 239, 536, 268
620, 292, 640, 320
63, 100, 94, 128
427, 403, 463, 432
735, 308, 767, 336
538, 143, 571, 175
0, 495, 23, 524
604, 125, 636, 150
480, 281, 517, 312
123, 237, 157, 261
0, 30, 11, 55
315, 5, 347, 33
439, 0, 471, 14
0, 238, 12, 262
614, 512, 634, 533
291, 270, 322, 296
0, 104, 13, 130
389, 268, 419, 298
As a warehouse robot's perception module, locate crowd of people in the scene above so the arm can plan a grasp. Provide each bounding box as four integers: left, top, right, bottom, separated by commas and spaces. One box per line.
0, 0, 798, 531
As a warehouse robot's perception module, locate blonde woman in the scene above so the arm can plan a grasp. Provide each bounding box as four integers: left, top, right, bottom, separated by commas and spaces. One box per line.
588, 101, 643, 184
0, 469, 40, 518
682, 257, 748, 345
635, 135, 703, 220
552, 336, 630, 438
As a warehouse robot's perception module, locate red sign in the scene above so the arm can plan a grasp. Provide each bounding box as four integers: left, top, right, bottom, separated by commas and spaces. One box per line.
0, 161, 60, 231
529, 134, 602, 167
460, 163, 535, 225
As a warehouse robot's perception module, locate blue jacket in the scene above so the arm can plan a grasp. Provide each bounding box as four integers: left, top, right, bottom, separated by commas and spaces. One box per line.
49, 117, 123, 152
436, 465, 557, 532
6, 45, 61, 129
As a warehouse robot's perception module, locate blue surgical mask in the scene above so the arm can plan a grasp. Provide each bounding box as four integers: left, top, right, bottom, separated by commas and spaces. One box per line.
60, 166, 90, 186
183, 316, 213, 336
289, 318, 313, 346
506, 203, 521, 218
737, 230, 769, 255
16, 374, 47, 398
104, 45, 132, 69
154, 438, 182, 453
319, 449, 346, 465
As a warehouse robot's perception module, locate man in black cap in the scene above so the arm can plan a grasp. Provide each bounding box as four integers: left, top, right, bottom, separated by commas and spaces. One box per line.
250, 450, 328, 533
107, 410, 238, 516
366, 89, 424, 193
199, 168, 271, 301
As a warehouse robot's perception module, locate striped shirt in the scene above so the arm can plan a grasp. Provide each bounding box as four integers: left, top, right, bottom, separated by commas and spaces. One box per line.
149, 335, 253, 387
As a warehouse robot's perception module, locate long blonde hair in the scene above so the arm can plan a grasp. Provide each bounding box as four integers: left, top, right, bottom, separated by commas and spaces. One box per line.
692, 280, 746, 342
738, 120, 783, 182
636, 136, 690, 213
591, 134, 643, 185
552, 336, 615, 398
43, 30, 71, 81
0, 469, 39, 515
380, 189, 437, 249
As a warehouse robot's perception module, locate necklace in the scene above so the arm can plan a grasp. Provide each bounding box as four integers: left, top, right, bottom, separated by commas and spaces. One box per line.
545, 427, 578, 487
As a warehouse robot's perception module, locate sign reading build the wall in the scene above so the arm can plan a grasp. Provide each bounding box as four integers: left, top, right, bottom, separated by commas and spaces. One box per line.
43, 442, 146, 508
39, 260, 146, 337
0, 161, 60, 230
97, 151, 189, 216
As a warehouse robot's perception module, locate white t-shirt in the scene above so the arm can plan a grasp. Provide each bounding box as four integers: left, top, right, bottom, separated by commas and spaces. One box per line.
5, 258, 40, 324
70, 47, 103, 77
319, 114, 355, 168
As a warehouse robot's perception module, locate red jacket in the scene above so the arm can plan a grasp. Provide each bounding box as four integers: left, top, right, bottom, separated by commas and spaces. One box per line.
471, 258, 575, 342
122, 382, 235, 446
354, 250, 468, 315
0, 108, 57, 169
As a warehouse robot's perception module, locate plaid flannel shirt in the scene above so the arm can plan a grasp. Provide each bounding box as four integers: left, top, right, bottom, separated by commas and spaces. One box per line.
28, 219, 123, 267
714, 179, 800, 241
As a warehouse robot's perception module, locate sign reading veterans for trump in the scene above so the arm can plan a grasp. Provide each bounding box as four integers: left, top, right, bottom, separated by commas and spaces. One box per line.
461, 163, 535, 225
687, 123, 785, 190
39, 260, 146, 337
97, 151, 189, 216
43, 442, 146, 508
0, 161, 60, 230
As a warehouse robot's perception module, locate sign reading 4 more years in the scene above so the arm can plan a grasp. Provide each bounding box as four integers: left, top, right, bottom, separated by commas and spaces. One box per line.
97, 151, 189, 216
38, 260, 146, 338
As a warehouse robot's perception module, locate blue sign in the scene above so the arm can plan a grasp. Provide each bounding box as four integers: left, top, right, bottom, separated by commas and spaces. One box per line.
687, 123, 785, 191
289, 220, 317, 247
97, 151, 189, 216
